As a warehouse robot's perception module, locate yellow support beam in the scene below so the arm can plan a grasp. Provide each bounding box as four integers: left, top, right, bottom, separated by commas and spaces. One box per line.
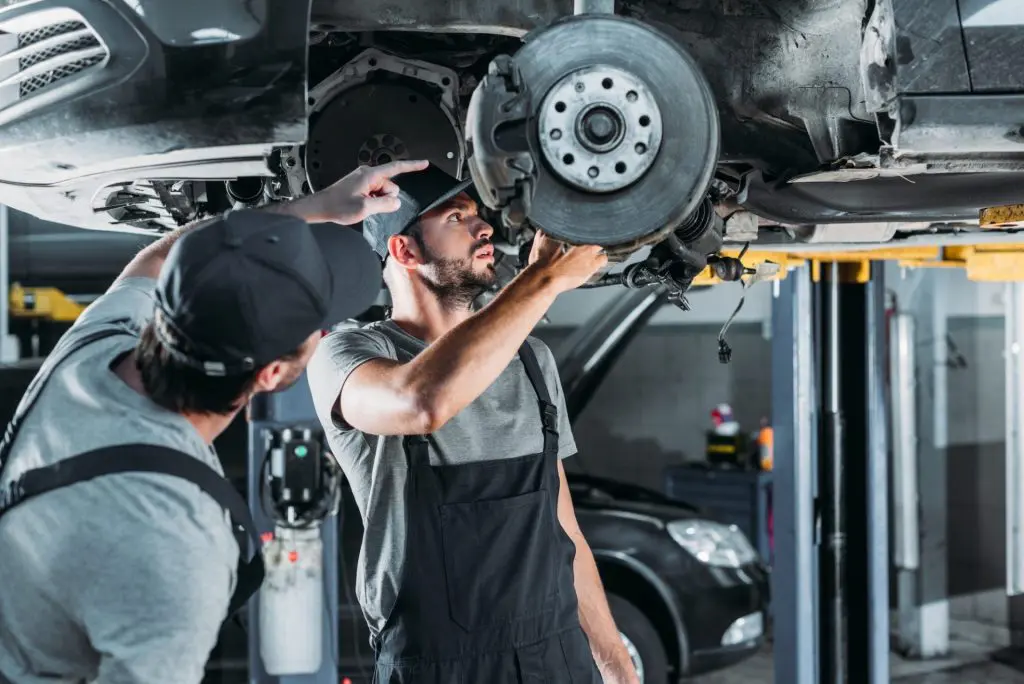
9, 284, 86, 322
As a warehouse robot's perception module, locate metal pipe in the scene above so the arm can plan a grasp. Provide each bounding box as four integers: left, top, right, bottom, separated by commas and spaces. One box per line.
865, 265, 890, 684
819, 261, 846, 684
828, 262, 840, 412
891, 313, 920, 571
0, 204, 8, 364
744, 230, 1024, 253
573, 0, 615, 13
1007, 282, 1024, 595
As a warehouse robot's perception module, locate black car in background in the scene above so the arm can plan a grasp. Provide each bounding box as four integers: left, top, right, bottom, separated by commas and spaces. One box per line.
0, 286, 768, 683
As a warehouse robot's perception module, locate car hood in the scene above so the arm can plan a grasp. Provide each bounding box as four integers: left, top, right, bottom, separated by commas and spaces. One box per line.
567, 472, 706, 522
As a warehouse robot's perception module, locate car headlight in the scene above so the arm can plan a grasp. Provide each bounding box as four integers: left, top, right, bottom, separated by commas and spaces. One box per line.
666, 519, 757, 567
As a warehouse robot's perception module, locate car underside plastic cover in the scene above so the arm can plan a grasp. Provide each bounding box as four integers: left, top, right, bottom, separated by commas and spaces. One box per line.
466, 14, 720, 249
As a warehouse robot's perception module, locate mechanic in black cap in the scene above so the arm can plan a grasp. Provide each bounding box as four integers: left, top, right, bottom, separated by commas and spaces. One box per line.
0, 160, 427, 684
307, 164, 640, 683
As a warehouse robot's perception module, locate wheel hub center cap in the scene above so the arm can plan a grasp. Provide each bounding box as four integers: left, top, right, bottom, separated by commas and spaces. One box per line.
537, 64, 663, 193
579, 106, 622, 150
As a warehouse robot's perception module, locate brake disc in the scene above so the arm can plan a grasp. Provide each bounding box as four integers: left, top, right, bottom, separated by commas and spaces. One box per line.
467, 14, 720, 249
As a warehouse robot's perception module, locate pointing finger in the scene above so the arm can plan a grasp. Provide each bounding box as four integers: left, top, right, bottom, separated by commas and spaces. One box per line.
372, 159, 429, 179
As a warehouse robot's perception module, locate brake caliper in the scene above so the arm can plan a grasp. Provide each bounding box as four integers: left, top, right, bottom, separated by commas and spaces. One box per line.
465, 54, 537, 235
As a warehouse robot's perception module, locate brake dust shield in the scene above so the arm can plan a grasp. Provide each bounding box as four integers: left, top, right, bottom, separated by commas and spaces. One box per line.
466, 14, 720, 249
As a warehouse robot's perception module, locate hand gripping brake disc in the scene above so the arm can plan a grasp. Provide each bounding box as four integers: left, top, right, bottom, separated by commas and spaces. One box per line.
466, 14, 720, 250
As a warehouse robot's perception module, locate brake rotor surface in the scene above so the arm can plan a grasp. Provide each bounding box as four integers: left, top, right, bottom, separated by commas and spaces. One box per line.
516, 15, 719, 246
305, 82, 462, 191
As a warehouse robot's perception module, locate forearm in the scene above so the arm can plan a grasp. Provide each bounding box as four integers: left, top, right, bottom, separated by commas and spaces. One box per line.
573, 540, 636, 680
404, 265, 561, 429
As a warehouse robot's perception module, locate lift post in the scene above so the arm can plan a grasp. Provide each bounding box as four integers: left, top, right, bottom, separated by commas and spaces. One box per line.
835, 263, 890, 684
771, 265, 818, 684
247, 376, 339, 684
815, 263, 845, 684
773, 261, 889, 684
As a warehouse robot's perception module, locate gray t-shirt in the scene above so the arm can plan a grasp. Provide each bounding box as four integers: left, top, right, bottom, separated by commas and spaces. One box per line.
0, 277, 238, 684
307, 320, 576, 636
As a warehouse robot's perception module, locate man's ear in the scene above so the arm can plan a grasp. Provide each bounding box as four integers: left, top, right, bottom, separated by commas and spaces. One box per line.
388, 234, 423, 268
253, 361, 286, 393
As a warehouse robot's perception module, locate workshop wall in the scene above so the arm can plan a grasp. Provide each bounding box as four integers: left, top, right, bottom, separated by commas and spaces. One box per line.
944, 315, 1011, 642
534, 322, 771, 492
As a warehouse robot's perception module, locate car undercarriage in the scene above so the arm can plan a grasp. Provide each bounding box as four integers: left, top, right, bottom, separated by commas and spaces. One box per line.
0, 0, 1021, 310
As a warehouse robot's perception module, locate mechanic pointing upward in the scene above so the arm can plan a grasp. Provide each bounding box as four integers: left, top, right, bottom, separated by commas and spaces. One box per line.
0, 160, 427, 684
308, 164, 639, 683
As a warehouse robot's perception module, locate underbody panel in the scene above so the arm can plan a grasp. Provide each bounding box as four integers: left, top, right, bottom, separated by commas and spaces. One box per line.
0, 0, 309, 230
0, 0, 1018, 240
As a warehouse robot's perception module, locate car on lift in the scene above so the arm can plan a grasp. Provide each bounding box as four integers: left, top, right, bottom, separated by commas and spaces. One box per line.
0, 0, 1020, 314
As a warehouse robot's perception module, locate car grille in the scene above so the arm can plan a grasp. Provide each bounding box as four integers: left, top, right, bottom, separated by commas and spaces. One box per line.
0, 12, 108, 101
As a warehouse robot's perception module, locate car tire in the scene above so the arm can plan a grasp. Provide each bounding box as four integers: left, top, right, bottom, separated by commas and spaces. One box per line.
608, 593, 670, 684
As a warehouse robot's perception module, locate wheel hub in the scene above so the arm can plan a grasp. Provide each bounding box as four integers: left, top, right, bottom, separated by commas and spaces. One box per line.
538, 65, 663, 193
466, 14, 719, 249
579, 105, 621, 150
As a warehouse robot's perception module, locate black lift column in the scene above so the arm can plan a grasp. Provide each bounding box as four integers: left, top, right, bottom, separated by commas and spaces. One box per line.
814, 262, 889, 684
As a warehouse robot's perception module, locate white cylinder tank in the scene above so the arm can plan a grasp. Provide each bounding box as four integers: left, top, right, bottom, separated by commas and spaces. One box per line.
258, 524, 324, 675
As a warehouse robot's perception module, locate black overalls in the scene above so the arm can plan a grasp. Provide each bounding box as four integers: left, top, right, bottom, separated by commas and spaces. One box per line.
371, 343, 602, 684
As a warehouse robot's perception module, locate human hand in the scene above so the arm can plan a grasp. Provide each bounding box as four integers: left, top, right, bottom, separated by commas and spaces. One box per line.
304, 160, 430, 224
527, 230, 608, 292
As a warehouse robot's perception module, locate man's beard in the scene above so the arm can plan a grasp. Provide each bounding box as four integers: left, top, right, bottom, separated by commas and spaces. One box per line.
420, 238, 497, 310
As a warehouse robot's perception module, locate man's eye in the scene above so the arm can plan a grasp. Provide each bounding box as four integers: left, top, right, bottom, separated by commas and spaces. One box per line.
448, 213, 462, 223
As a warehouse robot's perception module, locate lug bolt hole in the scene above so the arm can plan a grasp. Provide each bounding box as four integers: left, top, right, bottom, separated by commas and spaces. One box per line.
555, 101, 567, 113
615, 162, 626, 174
639, 115, 651, 127
563, 153, 575, 165
602, 77, 613, 89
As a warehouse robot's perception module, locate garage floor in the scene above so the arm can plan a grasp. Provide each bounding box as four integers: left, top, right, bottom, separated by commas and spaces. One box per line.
691, 639, 1024, 684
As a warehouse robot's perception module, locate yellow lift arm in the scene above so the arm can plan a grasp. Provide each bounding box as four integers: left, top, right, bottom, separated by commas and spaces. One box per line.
9, 284, 86, 322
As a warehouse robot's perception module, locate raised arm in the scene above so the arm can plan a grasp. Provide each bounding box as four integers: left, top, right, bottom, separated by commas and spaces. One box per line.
336, 234, 607, 436
115, 160, 428, 284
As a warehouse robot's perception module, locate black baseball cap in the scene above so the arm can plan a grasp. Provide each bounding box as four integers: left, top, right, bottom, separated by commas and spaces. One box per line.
153, 209, 382, 376
362, 163, 479, 260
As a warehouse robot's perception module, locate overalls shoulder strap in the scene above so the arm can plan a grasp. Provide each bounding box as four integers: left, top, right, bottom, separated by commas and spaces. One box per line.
0, 444, 265, 617
516, 341, 559, 456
